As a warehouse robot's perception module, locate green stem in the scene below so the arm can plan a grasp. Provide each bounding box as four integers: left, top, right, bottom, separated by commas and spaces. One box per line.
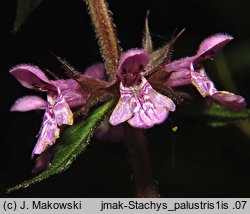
214, 53, 238, 92
123, 124, 159, 198
214, 53, 250, 138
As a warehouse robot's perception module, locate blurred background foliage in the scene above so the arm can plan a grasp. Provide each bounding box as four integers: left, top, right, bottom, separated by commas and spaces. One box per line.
1, 0, 250, 197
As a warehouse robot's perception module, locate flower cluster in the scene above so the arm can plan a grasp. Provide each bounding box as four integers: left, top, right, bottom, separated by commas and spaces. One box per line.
109, 49, 176, 128
10, 65, 87, 157
164, 34, 245, 111
10, 16, 246, 157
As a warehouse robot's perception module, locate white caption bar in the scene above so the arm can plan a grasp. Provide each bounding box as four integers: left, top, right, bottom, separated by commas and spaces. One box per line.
0, 198, 249, 214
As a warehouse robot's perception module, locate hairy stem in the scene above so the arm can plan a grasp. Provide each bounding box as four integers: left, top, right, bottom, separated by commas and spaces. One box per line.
86, 0, 121, 80
123, 123, 159, 197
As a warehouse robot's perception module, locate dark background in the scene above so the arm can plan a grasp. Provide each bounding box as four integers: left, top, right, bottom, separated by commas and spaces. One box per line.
1, 0, 250, 197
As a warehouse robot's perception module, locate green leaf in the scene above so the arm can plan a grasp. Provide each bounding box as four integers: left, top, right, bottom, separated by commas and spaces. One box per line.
13, 0, 42, 33
203, 103, 250, 126
7, 101, 114, 193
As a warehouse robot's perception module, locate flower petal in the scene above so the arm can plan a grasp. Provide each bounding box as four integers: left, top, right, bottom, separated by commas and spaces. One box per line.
10, 96, 47, 112
32, 88, 73, 157
52, 88, 73, 126
164, 34, 233, 73
164, 56, 194, 72
110, 77, 175, 128
164, 57, 194, 87
10, 64, 51, 90
109, 97, 133, 126
165, 67, 191, 87
117, 49, 149, 78
84, 63, 106, 80
190, 64, 246, 111
190, 64, 217, 97
52, 79, 87, 108
195, 34, 233, 63
32, 108, 60, 157
128, 77, 175, 128
212, 91, 246, 111
128, 108, 169, 128
147, 83, 176, 112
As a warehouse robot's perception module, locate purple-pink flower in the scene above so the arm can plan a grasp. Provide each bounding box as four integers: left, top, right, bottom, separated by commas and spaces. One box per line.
9, 34, 247, 156
109, 49, 175, 128
165, 34, 246, 111
10, 65, 87, 157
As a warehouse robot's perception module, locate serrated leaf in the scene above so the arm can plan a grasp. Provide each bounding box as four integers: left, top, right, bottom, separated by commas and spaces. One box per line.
13, 0, 42, 33
7, 101, 114, 193
203, 103, 250, 122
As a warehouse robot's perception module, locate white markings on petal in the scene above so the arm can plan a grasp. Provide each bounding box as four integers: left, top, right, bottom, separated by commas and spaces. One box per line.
109, 76, 175, 128
52, 88, 73, 126
109, 95, 133, 126
190, 64, 217, 97
32, 108, 60, 157
32, 88, 73, 157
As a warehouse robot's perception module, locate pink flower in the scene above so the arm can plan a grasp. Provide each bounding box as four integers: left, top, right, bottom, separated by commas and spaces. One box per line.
10, 65, 87, 157
165, 34, 246, 111
109, 49, 175, 128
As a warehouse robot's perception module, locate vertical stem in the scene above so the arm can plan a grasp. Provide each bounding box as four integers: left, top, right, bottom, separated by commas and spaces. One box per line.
214, 53, 238, 92
123, 123, 159, 198
214, 53, 250, 138
86, 0, 121, 80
